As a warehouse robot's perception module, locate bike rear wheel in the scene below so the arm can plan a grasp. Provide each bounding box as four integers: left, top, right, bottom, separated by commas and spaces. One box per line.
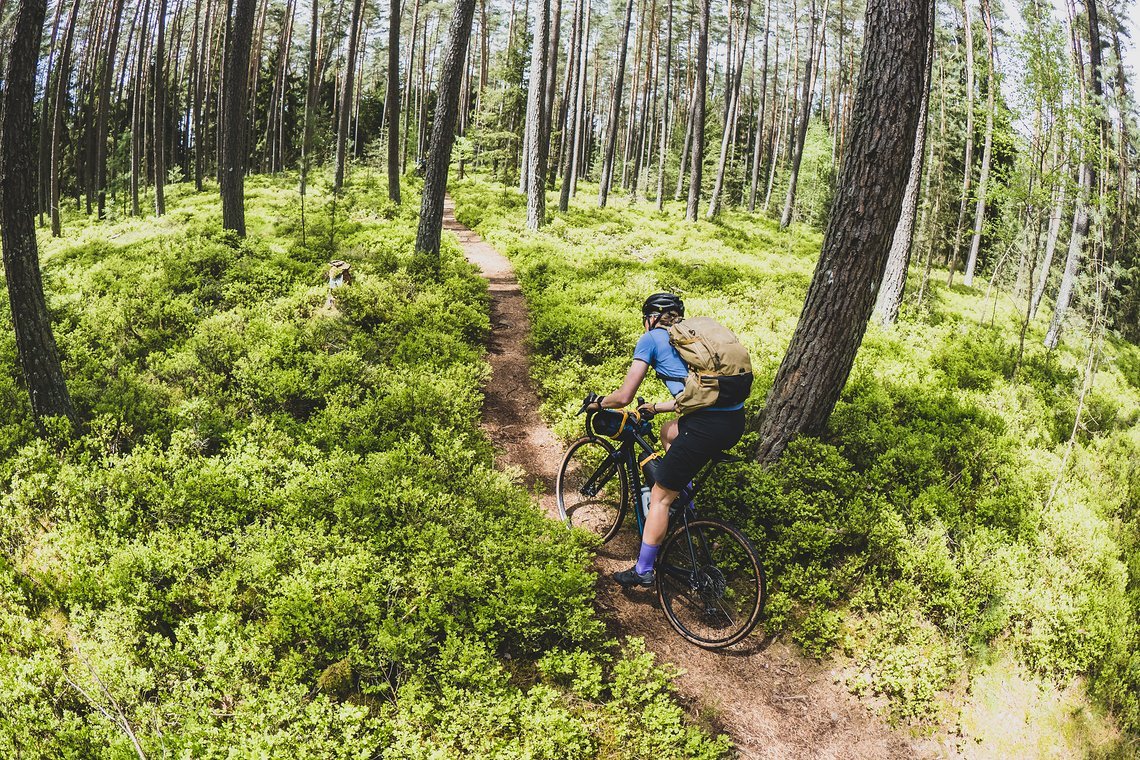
657, 517, 765, 648
556, 436, 628, 542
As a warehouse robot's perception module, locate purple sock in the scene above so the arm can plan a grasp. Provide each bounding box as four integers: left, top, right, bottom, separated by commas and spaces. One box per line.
635, 542, 660, 574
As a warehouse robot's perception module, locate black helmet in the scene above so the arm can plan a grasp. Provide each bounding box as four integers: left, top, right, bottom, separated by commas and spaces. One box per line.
642, 292, 684, 318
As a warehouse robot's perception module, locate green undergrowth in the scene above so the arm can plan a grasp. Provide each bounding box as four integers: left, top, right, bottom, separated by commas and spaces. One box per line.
451, 176, 1140, 749
0, 172, 729, 757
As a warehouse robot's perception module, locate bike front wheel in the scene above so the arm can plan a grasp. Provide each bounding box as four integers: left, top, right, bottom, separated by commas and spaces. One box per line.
556, 436, 629, 543
657, 517, 765, 648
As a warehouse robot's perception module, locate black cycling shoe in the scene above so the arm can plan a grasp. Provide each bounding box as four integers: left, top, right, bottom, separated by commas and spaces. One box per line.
613, 566, 656, 588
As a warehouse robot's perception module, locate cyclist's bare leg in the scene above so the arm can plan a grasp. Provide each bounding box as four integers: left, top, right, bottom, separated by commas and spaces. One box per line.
643, 483, 679, 547
661, 419, 679, 450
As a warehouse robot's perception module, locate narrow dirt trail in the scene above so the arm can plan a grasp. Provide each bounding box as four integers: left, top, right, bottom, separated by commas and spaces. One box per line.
445, 198, 929, 760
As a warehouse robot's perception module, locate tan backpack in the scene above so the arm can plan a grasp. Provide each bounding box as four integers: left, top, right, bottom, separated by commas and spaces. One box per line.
662, 317, 754, 415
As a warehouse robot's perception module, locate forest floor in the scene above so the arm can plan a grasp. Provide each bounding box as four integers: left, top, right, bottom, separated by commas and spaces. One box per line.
443, 198, 935, 759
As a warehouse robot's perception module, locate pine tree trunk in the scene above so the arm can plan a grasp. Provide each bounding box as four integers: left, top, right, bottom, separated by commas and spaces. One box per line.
36, 0, 65, 227
94, 0, 127, 219
388, 0, 402, 202
1045, 161, 1089, 350
962, 0, 994, 287
1, 0, 78, 428
654, 0, 672, 210
756, 0, 931, 464
946, 0, 975, 283
597, 0, 635, 207
872, 1, 933, 327
747, 0, 771, 212
402, 0, 422, 171
561, 0, 589, 210
707, 0, 753, 219
49, 0, 82, 237
526, 0, 551, 228
154, 0, 168, 215
779, 0, 820, 229
414, 0, 477, 265
685, 0, 710, 221
220, 0, 256, 236
543, 0, 562, 187
1031, 171, 1066, 320
335, 0, 366, 192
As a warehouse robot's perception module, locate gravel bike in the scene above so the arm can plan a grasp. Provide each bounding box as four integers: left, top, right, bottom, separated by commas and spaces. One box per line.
555, 395, 765, 648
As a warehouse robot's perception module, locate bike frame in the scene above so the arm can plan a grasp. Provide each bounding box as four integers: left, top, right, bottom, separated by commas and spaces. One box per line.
580, 414, 723, 537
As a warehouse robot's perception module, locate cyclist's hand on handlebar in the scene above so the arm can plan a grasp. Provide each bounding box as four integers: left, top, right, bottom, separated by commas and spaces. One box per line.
578, 392, 605, 415
636, 397, 656, 419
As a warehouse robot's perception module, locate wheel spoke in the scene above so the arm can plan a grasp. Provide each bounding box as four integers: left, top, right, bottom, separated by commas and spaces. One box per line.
657, 519, 764, 648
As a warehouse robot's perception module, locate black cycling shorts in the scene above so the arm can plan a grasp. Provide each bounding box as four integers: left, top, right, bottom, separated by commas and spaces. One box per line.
656, 408, 746, 491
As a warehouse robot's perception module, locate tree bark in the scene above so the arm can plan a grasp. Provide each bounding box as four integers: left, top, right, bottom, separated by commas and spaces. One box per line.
388, 0, 402, 202
561, 0, 590, 209
655, 0, 672, 210
414, 0, 477, 266
779, 0, 821, 229
1031, 167, 1066, 320
707, 0, 753, 219
1, 0, 78, 428
1045, 160, 1089, 349
220, 0, 256, 236
747, 0, 771, 212
526, 0, 551, 228
154, 0, 169, 215
335, 0, 367, 192
94, 0, 127, 219
756, 0, 931, 464
597, 0, 635, 207
872, 0, 934, 327
946, 0, 975, 284
685, 0, 710, 220
962, 0, 994, 286
49, 0, 82, 236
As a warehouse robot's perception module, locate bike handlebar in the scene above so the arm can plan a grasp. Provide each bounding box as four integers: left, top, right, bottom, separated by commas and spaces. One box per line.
578, 392, 658, 421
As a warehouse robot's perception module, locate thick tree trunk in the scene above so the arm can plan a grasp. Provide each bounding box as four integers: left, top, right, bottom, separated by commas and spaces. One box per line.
414, 0, 477, 265
685, 0, 710, 221
756, 0, 931, 464
335, 0, 366, 192
220, 0, 256, 236
872, 1, 934, 327
1, 0, 78, 428
597, 0, 634, 207
388, 0, 402, 202
526, 0, 551, 228
963, 0, 994, 287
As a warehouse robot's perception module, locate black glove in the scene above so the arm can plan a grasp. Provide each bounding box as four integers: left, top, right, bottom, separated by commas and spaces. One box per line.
578, 392, 605, 415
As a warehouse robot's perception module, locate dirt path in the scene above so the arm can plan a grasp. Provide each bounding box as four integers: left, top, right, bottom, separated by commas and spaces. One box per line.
445, 198, 928, 760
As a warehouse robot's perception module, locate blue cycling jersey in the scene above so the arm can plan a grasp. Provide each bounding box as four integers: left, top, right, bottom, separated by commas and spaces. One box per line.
632, 328, 744, 411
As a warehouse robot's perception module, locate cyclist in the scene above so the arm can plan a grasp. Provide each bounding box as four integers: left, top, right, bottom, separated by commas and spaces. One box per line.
587, 293, 746, 587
